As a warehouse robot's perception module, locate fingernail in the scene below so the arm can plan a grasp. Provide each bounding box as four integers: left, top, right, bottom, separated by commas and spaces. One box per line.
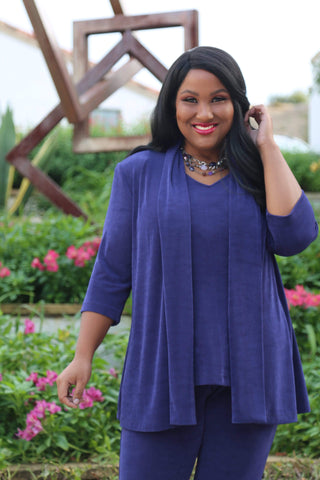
73, 398, 80, 405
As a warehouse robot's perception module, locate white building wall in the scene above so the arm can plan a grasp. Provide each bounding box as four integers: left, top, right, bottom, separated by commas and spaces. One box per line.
309, 90, 320, 153
0, 28, 158, 131
0, 31, 59, 129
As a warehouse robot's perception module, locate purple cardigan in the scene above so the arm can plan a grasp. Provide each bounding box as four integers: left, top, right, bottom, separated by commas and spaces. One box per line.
82, 144, 318, 431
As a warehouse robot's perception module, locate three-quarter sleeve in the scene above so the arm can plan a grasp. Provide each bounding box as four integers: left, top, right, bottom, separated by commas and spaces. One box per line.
266, 191, 318, 256
81, 164, 132, 324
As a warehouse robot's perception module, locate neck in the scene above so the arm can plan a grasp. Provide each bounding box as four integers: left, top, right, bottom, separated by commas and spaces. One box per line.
182, 147, 221, 164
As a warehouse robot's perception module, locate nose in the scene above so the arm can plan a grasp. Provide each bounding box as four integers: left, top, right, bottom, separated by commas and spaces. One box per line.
196, 102, 214, 121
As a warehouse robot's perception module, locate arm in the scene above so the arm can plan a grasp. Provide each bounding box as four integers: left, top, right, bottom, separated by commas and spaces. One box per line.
56, 311, 113, 408
245, 105, 318, 255
245, 104, 302, 216
57, 163, 132, 407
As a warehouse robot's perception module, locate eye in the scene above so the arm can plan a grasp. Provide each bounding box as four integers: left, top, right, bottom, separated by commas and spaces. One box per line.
182, 97, 198, 103
211, 96, 228, 103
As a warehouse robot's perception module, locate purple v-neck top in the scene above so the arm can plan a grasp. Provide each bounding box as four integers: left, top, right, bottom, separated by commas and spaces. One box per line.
186, 173, 230, 386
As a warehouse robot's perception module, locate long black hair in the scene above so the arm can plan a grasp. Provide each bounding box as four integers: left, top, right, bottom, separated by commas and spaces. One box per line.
131, 46, 266, 209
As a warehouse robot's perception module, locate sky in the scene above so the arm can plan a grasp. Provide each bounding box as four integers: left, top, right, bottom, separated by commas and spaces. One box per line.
0, 0, 319, 105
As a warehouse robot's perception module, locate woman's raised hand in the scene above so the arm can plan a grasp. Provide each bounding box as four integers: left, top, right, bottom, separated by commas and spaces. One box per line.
244, 105, 276, 151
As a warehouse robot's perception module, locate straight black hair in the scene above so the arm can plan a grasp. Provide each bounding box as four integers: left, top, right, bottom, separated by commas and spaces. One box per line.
130, 46, 266, 209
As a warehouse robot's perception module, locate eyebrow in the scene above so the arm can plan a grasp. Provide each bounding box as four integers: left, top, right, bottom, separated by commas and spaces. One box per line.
179, 88, 229, 96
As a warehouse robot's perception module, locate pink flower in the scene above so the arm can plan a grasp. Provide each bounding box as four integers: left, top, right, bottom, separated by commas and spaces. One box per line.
31, 257, 45, 271
74, 247, 91, 267
33, 400, 49, 418
35, 377, 48, 391
92, 237, 101, 252
0, 266, 11, 277
86, 246, 96, 257
24, 318, 35, 334
16, 399, 61, 441
285, 285, 320, 309
46, 249, 59, 260
70, 386, 103, 409
26, 372, 38, 383
86, 386, 104, 402
0, 373, 2, 381
79, 391, 94, 409
43, 250, 59, 272
17, 409, 44, 441
109, 367, 118, 379
45, 370, 58, 386
17, 418, 43, 441
66, 245, 78, 259
65, 239, 100, 267
46, 401, 61, 414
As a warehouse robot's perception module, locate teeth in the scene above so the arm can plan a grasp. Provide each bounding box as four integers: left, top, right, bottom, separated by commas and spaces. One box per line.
194, 124, 215, 130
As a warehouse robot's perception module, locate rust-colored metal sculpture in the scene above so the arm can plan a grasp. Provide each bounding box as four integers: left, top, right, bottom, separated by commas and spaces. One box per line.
6, 0, 198, 218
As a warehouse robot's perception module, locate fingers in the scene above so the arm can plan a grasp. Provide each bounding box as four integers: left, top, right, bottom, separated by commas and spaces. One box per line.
56, 359, 92, 408
245, 105, 264, 128
72, 383, 86, 405
56, 376, 76, 408
56, 374, 86, 409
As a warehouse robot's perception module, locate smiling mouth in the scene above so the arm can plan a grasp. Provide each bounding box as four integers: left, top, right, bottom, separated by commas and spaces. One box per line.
192, 123, 218, 134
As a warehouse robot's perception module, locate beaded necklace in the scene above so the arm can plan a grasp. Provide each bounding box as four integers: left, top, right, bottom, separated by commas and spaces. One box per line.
180, 147, 228, 177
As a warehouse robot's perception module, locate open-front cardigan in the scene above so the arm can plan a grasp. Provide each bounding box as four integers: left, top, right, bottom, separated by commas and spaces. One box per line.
82, 144, 318, 431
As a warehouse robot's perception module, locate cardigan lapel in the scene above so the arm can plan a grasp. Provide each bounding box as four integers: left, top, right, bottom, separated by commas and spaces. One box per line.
228, 177, 267, 423
157, 145, 196, 425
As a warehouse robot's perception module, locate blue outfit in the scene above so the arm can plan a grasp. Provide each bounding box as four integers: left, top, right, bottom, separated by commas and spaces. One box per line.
82, 144, 318, 431
119, 386, 277, 480
186, 174, 230, 386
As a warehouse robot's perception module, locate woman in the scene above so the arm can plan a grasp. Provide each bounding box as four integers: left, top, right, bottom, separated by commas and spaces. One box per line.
57, 47, 318, 479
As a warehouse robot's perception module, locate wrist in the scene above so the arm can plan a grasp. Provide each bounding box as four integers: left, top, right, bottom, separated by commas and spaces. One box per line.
258, 139, 281, 162
74, 349, 94, 363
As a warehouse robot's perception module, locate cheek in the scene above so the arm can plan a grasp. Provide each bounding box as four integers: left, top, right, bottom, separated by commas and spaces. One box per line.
225, 105, 234, 127
175, 106, 190, 132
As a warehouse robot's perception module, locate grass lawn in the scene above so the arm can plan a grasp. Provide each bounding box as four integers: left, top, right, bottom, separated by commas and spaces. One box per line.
1, 457, 320, 480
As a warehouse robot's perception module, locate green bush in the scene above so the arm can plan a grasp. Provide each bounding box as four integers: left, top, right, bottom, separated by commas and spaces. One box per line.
283, 152, 320, 192
277, 239, 320, 290
0, 313, 128, 468
15, 123, 143, 189
269, 286, 320, 457
271, 359, 320, 458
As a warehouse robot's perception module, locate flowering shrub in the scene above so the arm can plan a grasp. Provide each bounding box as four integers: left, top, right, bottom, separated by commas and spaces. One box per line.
66, 238, 101, 267
0, 313, 128, 468
285, 285, 320, 309
0, 213, 102, 304
17, 399, 61, 441
269, 284, 320, 459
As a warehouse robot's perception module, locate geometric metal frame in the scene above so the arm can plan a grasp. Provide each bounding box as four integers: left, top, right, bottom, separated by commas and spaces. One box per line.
5, 0, 198, 218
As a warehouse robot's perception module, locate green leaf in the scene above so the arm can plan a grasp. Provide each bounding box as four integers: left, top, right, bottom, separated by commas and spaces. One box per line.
55, 433, 70, 451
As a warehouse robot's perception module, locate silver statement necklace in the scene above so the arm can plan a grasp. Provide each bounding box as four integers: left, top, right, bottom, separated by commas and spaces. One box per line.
180, 147, 228, 177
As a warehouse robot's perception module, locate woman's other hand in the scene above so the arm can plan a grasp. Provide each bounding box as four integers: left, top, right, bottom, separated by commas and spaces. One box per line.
56, 357, 92, 408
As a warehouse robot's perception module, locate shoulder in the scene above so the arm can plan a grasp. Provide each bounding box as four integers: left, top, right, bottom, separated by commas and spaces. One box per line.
119, 148, 165, 169
116, 148, 166, 180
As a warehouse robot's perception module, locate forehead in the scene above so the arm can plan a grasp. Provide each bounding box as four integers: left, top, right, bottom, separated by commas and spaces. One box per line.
177, 69, 227, 93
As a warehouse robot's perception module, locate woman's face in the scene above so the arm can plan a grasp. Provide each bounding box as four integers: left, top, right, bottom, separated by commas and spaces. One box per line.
175, 69, 234, 161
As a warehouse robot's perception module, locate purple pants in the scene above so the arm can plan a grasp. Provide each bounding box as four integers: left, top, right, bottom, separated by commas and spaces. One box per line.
119, 386, 277, 480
